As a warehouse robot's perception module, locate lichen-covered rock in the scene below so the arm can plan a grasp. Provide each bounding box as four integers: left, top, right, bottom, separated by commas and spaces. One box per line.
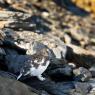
16, 32, 67, 60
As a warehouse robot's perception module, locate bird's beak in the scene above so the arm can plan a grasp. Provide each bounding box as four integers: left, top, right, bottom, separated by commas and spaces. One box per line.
17, 73, 22, 80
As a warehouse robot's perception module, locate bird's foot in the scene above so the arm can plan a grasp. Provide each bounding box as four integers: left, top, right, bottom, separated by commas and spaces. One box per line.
17, 73, 22, 80
37, 75, 46, 81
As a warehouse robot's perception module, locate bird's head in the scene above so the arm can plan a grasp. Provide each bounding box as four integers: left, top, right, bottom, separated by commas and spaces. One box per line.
38, 48, 52, 59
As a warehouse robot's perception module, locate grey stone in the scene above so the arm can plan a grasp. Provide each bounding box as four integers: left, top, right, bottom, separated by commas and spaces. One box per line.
3, 28, 19, 41
89, 66, 95, 77
24, 79, 74, 95
17, 33, 67, 60
73, 67, 92, 82
0, 76, 38, 95
86, 79, 95, 95
74, 82, 91, 95
0, 70, 17, 79
0, 47, 6, 60
5, 55, 27, 73
47, 65, 73, 77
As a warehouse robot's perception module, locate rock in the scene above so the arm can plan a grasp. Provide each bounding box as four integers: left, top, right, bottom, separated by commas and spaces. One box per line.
23, 78, 74, 95
23, 77, 92, 95
0, 70, 17, 79
0, 0, 6, 4
0, 30, 5, 42
66, 44, 95, 68
73, 67, 92, 82
0, 30, 6, 46
0, 37, 6, 68
0, 47, 6, 55
45, 64, 73, 81
16, 32, 67, 60
52, 82, 75, 95
5, 48, 18, 55
74, 82, 91, 95
40, 90, 50, 95
3, 28, 19, 41
0, 47, 6, 60
84, 79, 95, 95
89, 66, 95, 77
0, 11, 31, 21
88, 79, 95, 88
3, 40, 26, 54
5, 55, 28, 74
43, 34, 67, 59
0, 76, 39, 95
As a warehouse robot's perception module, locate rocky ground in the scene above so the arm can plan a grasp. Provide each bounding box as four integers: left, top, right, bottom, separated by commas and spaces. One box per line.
0, 0, 95, 95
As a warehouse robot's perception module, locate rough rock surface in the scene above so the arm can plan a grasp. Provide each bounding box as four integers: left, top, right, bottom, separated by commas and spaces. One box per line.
0, 0, 95, 95
0, 70, 17, 79
16, 32, 67, 59
0, 76, 39, 95
73, 67, 92, 82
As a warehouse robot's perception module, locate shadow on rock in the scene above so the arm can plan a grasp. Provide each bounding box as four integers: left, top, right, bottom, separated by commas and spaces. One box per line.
53, 0, 90, 17
7, 15, 51, 34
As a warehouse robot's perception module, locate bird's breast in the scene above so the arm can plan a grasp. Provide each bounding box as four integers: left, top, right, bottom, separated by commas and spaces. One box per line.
30, 60, 50, 76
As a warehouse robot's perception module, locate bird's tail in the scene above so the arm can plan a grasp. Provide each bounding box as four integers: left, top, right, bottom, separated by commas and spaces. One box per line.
17, 73, 22, 80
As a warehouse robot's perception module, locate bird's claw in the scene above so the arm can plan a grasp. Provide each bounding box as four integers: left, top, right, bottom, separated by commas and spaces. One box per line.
37, 75, 46, 81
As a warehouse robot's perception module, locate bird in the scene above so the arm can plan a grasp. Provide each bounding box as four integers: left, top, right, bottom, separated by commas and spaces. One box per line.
17, 48, 52, 81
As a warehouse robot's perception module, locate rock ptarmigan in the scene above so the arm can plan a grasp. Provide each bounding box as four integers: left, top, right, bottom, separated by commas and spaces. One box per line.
17, 48, 52, 81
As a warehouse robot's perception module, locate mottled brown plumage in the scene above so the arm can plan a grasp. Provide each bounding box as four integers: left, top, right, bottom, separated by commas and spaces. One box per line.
17, 48, 52, 81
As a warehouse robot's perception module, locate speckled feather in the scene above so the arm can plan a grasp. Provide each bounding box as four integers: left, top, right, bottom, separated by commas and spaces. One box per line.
17, 48, 51, 81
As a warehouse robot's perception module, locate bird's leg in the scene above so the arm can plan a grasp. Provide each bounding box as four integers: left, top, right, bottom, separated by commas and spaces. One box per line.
24, 71, 30, 76
37, 75, 45, 81
17, 73, 22, 80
